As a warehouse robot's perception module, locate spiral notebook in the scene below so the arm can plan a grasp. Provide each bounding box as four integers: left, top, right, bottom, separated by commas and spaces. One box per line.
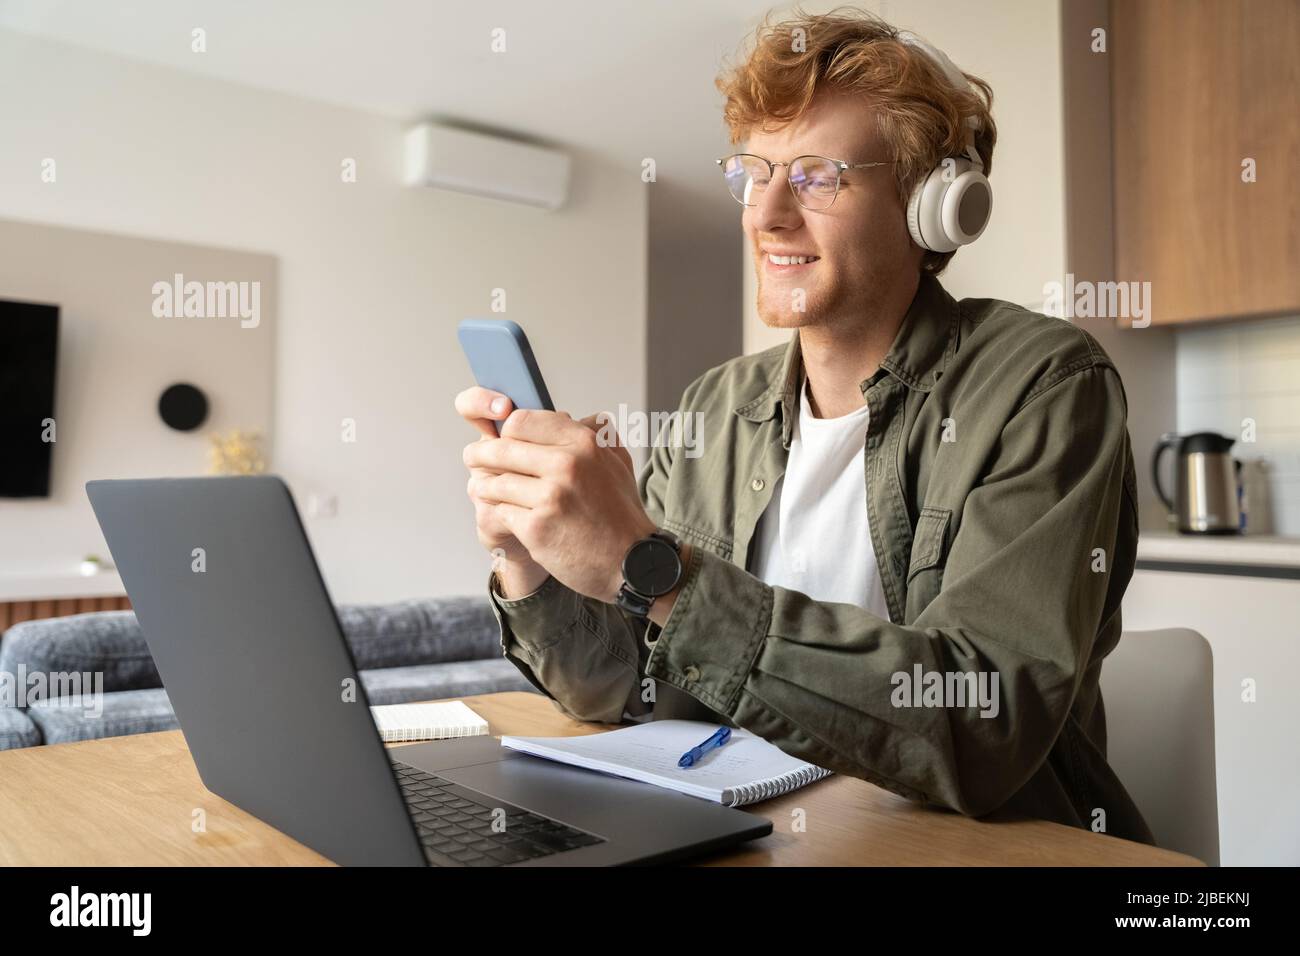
500, 719, 831, 807
370, 700, 489, 743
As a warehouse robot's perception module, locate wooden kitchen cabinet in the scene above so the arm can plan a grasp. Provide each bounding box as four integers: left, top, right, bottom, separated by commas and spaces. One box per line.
1111, 0, 1300, 326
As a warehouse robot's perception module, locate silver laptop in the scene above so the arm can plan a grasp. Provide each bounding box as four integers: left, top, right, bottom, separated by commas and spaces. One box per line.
86, 475, 771, 866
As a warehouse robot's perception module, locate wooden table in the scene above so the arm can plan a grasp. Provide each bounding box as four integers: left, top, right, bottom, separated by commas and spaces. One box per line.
0, 691, 1201, 866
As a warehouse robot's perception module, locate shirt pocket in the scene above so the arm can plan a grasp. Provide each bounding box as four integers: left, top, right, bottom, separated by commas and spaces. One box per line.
906, 506, 952, 588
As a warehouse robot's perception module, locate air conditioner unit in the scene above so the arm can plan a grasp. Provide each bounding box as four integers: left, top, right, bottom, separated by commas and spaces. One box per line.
403, 122, 570, 211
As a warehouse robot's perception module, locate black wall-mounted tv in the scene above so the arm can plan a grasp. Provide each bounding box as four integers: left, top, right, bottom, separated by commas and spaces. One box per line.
0, 300, 60, 498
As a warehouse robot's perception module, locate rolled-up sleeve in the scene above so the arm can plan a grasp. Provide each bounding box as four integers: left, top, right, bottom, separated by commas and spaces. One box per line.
488, 569, 646, 724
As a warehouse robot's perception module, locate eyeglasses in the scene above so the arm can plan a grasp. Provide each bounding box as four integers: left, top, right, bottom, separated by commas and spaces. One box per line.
716, 153, 894, 210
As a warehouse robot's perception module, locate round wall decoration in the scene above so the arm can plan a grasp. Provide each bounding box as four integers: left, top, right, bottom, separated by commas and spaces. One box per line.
158, 383, 209, 431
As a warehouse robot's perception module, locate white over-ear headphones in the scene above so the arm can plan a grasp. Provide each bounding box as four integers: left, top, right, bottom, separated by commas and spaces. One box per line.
897, 31, 993, 254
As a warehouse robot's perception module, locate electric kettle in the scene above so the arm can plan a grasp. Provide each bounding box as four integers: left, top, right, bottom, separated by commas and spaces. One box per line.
1151, 431, 1242, 534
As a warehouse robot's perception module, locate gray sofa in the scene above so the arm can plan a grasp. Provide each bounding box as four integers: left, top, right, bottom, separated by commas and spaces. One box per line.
0, 596, 537, 750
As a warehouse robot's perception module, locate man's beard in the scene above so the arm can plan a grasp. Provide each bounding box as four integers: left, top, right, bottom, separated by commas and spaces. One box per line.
756, 275, 846, 328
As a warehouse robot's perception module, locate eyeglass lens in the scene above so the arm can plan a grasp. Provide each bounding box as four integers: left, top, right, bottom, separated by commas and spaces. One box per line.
721, 155, 842, 209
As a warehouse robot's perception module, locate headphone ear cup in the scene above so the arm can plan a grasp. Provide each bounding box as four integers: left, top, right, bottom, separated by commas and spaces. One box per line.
907, 159, 992, 255
908, 165, 961, 254
941, 169, 993, 246
906, 175, 930, 251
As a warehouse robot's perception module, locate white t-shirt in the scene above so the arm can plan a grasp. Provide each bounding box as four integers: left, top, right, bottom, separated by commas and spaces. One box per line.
750, 378, 891, 621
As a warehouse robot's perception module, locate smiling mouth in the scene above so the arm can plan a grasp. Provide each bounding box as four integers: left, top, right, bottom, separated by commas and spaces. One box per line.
766, 253, 820, 265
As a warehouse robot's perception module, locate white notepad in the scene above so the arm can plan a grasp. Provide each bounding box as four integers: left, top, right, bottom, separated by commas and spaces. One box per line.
370, 701, 489, 743
501, 720, 832, 807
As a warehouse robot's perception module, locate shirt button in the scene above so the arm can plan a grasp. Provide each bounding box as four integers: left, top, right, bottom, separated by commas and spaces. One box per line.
684, 665, 701, 682
750, 477, 765, 492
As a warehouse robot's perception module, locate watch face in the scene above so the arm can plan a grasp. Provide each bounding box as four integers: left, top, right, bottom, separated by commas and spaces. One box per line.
623, 538, 682, 597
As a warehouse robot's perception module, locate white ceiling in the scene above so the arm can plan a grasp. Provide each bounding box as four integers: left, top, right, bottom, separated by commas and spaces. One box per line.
0, 0, 784, 206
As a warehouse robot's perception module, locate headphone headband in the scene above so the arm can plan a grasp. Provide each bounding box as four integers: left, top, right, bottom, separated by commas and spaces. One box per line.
895, 31, 993, 254
896, 30, 982, 135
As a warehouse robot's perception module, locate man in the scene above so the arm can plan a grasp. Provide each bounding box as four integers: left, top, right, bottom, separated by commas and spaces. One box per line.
456, 9, 1154, 844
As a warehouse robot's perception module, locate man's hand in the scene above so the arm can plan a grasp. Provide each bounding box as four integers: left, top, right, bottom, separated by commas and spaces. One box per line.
462, 407, 657, 603
455, 386, 550, 597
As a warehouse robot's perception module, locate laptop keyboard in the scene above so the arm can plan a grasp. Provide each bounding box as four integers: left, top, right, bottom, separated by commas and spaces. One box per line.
390, 758, 606, 867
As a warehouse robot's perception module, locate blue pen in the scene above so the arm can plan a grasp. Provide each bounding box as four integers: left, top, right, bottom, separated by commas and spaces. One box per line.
678, 726, 732, 768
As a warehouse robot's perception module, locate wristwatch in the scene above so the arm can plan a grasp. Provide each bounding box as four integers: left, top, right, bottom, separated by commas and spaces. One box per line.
615, 529, 683, 618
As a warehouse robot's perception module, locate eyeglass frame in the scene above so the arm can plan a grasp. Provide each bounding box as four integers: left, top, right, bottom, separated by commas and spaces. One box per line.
715, 153, 896, 210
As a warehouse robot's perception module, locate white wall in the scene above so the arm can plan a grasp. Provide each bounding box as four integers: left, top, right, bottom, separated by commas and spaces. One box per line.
0, 31, 647, 603
647, 184, 743, 417
0, 219, 276, 576
744, 0, 1067, 353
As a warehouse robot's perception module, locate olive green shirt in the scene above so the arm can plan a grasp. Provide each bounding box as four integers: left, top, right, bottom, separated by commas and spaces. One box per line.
488, 274, 1156, 846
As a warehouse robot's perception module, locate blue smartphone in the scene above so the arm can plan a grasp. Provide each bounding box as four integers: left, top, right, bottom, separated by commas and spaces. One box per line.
457, 319, 554, 435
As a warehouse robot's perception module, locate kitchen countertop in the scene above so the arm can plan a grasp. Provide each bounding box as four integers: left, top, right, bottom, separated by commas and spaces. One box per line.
0, 570, 127, 603
9, 537, 1298, 597
1136, 531, 1300, 576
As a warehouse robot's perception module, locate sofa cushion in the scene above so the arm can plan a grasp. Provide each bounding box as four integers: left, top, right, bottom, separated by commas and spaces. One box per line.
22, 663, 536, 743
25, 687, 179, 746
0, 707, 40, 750
359, 658, 536, 706
0, 611, 160, 695
0, 597, 504, 702
337, 597, 501, 671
